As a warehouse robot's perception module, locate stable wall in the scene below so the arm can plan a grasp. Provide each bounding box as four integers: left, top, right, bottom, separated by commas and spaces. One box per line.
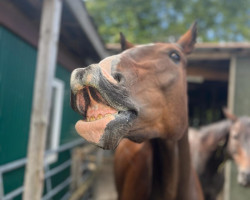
0, 26, 81, 199
226, 56, 250, 200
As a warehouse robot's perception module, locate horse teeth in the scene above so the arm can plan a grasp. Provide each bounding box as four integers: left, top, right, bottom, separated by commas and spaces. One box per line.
86, 113, 114, 122
97, 114, 103, 119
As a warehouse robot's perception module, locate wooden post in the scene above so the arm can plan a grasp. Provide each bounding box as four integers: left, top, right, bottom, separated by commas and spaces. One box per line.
71, 148, 83, 192
223, 56, 236, 200
23, 0, 62, 199
70, 145, 99, 200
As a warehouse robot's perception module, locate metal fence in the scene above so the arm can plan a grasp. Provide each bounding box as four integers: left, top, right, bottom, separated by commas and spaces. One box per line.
0, 139, 99, 200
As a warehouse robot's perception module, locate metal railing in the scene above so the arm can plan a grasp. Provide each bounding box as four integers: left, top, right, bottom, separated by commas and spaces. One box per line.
0, 139, 85, 200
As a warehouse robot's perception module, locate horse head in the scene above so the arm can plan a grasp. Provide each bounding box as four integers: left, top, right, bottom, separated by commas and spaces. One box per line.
224, 108, 250, 187
70, 23, 197, 150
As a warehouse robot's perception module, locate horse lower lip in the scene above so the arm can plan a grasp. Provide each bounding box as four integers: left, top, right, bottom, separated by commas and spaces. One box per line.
75, 110, 137, 149
75, 114, 116, 144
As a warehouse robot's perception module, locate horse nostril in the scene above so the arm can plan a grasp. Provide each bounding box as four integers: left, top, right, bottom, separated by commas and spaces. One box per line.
72, 68, 86, 81
113, 72, 123, 83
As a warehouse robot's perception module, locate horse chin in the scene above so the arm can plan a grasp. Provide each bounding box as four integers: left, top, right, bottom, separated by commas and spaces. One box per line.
101, 110, 137, 149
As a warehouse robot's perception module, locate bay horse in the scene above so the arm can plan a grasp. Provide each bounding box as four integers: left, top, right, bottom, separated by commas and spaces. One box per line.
70, 23, 204, 200
189, 109, 250, 200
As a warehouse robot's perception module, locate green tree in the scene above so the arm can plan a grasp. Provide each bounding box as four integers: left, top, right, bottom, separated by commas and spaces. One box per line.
85, 0, 250, 44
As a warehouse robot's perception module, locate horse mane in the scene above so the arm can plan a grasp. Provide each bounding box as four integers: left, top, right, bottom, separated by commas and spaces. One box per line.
199, 119, 232, 141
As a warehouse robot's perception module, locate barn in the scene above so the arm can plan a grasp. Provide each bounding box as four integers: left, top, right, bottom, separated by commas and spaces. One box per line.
0, 0, 108, 199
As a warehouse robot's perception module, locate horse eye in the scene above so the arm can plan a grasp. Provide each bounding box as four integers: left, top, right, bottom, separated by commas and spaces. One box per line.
169, 51, 181, 63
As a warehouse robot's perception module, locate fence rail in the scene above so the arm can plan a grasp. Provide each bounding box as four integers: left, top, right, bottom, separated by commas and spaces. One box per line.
0, 139, 85, 200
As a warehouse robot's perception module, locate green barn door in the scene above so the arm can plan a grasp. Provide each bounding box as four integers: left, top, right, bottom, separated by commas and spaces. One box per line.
0, 26, 37, 199
0, 26, 37, 164
0, 25, 82, 199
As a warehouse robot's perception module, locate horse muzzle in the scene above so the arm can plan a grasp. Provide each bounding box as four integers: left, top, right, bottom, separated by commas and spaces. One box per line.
70, 64, 138, 149
238, 170, 250, 187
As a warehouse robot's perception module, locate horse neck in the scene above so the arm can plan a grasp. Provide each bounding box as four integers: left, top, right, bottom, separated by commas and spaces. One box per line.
150, 130, 191, 200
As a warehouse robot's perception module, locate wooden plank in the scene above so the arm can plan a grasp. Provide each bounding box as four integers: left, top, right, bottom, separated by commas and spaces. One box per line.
224, 161, 232, 200
233, 57, 250, 116
188, 50, 250, 61
23, 0, 63, 200
69, 171, 98, 200
223, 56, 237, 200
187, 66, 228, 82
71, 148, 82, 191
187, 52, 232, 60
227, 56, 236, 113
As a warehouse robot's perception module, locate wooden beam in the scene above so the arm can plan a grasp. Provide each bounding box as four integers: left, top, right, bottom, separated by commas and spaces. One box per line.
223, 56, 236, 200
106, 43, 250, 59
188, 50, 250, 61
23, 0, 63, 199
227, 56, 236, 112
187, 52, 231, 60
187, 66, 229, 82
71, 148, 83, 192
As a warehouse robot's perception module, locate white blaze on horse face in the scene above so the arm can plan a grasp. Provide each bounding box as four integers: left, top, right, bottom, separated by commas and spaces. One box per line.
99, 55, 121, 84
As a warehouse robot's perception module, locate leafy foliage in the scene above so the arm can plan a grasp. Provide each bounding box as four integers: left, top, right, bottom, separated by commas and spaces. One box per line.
86, 0, 250, 43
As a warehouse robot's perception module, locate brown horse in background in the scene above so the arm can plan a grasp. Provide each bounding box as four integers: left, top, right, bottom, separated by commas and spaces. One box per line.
70, 23, 204, 200
189, 108, 250, 200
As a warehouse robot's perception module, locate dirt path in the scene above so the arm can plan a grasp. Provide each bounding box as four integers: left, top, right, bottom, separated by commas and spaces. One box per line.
93, 152, 117, 200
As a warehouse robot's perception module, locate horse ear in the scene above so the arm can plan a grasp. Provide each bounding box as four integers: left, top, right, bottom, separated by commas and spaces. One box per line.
120, 32, 134, 51
177, 22, 197, 54
223, 107, 238, 122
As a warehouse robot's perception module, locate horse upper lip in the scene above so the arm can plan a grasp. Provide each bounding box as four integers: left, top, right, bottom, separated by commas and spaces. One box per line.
70, 66, 138, 117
